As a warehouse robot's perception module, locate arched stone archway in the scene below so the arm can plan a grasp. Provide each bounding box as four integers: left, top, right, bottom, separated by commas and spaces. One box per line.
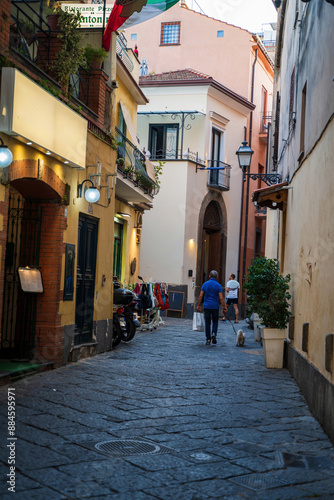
195, 191, 228, 303
0, 160, 68, 365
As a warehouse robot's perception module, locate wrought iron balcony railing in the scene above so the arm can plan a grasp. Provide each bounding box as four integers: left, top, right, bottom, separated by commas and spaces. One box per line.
149, 148, 206, 166
206, 160, 231, 191
260, 112, 272, 134
116, 33, 134, 73
116, 127, 159, 196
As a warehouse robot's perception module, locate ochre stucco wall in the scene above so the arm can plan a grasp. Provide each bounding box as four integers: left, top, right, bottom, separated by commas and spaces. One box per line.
283, 121, 334, 383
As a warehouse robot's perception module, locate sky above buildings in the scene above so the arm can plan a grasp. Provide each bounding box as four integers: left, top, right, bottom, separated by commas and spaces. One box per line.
184, 0, 277, 33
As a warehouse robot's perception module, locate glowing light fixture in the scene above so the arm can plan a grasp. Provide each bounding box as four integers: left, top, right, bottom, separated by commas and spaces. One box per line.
116, 212, 131, 218
0, 137, 13, 168
77, 179, 100, 204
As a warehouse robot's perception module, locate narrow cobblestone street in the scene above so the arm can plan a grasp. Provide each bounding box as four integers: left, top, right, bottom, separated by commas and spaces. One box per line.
1, 318, 334, 499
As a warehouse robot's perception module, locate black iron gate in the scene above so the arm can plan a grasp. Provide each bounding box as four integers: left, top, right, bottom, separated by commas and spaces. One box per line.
1, 193, 42, 359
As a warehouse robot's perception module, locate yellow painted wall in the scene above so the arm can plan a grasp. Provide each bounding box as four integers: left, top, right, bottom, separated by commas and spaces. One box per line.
60, 131, 116, 325
282, 121, 334, 383
114, 199, 141, 287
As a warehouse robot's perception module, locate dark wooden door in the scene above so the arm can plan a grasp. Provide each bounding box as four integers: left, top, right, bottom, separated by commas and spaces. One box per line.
208, 232, 222, 282
75, 214, 98, 344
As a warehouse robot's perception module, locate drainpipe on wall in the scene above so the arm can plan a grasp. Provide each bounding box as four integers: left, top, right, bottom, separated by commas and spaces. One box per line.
238, 49, 258, 316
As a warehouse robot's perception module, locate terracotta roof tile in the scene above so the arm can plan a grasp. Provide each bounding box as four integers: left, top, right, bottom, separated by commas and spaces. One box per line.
139, 69, 212, 83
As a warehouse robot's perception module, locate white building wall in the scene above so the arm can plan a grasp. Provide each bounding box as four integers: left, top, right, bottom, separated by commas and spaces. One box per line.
138, 84, 250, 308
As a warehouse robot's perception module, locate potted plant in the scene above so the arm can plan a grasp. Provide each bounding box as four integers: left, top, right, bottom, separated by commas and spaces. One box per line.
244, 256, 291, 368
51, 9, 85, 93
116, 157, 125, 168
83, 44, 108, 71
45, 1, 61, 30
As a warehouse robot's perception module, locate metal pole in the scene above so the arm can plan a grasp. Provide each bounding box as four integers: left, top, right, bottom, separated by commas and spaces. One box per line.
241, 168, 250, 316
180, 112, 185, 156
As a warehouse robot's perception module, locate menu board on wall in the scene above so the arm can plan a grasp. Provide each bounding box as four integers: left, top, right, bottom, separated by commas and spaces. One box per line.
18, 267, 43, 293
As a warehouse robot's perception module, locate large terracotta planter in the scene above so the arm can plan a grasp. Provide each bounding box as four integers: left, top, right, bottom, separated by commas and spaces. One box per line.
261, 327, 286, 369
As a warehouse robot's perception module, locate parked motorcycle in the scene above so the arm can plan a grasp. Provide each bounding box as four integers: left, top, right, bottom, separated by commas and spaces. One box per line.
113, 279, 140, 344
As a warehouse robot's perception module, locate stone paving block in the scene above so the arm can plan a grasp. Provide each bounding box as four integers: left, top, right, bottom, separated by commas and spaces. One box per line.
123, 453, 194, 472
15, 424, 67, 447
0, 487, 67, 500
15, 442, 72, 470
300, 477, 334, 496
143, 483, 206, 499
49, 442, 107, 463
177, 477, 251, 498
1, 319, 334, 499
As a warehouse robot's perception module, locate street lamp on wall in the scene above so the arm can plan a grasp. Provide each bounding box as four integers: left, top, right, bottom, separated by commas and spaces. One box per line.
236, 140, 254, 173
236, 140, 280, 316
77, 179, 100, 203
0, 137, 13, 168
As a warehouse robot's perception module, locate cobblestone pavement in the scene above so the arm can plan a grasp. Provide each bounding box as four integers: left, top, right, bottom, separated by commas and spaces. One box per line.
1, 318, 334, 499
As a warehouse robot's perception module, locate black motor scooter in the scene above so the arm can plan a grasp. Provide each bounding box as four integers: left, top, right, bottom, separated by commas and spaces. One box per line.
113, 279, 140, 343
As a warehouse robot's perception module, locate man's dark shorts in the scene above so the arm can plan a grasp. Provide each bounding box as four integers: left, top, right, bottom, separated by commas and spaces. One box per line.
226, 298, 238, 305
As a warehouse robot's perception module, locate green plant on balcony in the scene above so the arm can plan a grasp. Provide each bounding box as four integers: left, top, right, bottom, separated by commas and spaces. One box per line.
135, 171, 154, 191
83, 44, 108, 71
124, 166, 134, 178
51, 10, 85, 93
116, 157, 125, 168
153, 160, 165, 188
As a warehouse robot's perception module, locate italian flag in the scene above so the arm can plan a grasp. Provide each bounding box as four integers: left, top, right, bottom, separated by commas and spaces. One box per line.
103, 0, 179, 50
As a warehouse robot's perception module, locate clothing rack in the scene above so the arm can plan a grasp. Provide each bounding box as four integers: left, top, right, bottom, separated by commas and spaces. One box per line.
133, 281, 168, 331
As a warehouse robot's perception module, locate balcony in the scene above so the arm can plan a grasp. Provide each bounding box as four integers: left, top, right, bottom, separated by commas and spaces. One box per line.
259, 112, 272, 143
206, 160, 231, 191
9, 2, 106, 122
115, 127, 159, 202
149, 148, 206, 165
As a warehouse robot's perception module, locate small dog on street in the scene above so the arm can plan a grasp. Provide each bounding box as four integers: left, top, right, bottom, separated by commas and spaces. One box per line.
236, 329, 246, 347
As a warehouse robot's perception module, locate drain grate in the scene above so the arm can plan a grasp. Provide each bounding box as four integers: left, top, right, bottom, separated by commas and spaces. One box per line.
81, 439, 176, 458
229, 473, 287, 491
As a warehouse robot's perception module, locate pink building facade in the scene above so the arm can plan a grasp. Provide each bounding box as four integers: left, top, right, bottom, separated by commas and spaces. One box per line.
125, 3, 274, 312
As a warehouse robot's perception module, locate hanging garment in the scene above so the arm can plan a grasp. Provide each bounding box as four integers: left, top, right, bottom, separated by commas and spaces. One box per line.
138, 282, 153, 310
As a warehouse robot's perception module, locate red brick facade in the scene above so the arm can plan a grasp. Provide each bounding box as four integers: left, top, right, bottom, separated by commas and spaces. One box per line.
0, 159, 68, 366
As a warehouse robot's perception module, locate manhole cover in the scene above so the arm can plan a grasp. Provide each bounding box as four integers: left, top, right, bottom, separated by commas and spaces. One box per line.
93, 439, 176, 457
230, 474, 287, 491
190, 453, 212, 460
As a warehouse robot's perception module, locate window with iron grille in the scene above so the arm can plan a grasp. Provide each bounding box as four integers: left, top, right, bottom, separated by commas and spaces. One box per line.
161, 22, 181, 45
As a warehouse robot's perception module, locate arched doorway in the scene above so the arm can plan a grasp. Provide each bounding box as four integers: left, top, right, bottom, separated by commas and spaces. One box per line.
0, 160, 67, 363
195, 195, 227, 300
201, 201, 224, 283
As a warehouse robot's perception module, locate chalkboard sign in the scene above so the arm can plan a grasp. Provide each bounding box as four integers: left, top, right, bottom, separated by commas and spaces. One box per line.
167, 291, 184, 316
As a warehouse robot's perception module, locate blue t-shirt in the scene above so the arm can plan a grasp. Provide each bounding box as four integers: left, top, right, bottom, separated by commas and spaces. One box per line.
201, 278, 223, 310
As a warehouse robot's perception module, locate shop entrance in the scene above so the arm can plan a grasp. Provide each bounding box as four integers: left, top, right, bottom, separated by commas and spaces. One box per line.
75, 214, 99, 345
1, 191, 42, 359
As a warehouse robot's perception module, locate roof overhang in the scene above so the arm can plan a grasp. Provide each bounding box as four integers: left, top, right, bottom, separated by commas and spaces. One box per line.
252, 181, 289, 211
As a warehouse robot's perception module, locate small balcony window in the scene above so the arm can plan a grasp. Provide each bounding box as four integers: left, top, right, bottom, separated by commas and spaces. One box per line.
149, 124, 179, 159
160, 22, 181, 45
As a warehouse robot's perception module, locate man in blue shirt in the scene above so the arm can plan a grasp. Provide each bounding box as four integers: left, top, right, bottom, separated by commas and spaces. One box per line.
197, 270, 227, 345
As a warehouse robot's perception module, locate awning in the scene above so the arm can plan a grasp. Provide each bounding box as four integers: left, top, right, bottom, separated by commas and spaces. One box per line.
252, 182, 289, 211
119, 101, 156, 182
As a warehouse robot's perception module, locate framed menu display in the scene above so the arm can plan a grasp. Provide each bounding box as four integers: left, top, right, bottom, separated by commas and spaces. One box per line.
18, 267, 43, 293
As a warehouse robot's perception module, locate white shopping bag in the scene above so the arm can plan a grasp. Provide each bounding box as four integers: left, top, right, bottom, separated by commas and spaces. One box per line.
192, 312, 204, 331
